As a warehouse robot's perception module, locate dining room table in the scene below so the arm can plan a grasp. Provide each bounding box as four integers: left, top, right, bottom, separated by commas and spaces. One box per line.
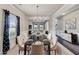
24, 39, 51, 55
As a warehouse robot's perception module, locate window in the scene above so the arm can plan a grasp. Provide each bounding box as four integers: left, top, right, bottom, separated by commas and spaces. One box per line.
9, 14, 17, 40
8, 14, 18, 49
3, 10, 20, 54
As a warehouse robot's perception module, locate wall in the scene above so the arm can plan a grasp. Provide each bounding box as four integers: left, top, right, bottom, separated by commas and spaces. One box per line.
0, 4, 28, 54
49, 17, 52, 33
63, 9, 79, 33
55, 17, 65, 35
53, 4, 79, 33
0, 4, 28, 33
45, 21, 49, 31
51, 5, 77, 55
0, 9, 4, 54
52, 5, 77, 34
49, 16, 57, 35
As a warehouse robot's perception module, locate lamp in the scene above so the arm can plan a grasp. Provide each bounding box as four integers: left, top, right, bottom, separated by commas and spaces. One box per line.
34, 5, 39, 21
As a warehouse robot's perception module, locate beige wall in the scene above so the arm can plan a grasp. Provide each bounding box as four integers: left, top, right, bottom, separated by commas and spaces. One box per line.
49, 17, 52, 33
0, 9, 4, 54
0, 4, 28, 54
49, 16, 57, 35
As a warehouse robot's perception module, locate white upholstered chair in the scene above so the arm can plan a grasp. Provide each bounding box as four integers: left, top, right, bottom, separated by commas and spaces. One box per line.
50, 35, 58, 55
21, 32, 28, 43
47, 33, 58, 55
47, 33, 52, 41
17, 32, 28, 54
17, 35, 25, 54
32, 41, 44, 55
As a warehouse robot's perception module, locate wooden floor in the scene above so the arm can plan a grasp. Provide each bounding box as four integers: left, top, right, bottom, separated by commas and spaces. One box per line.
7, 45, 19, 55
57, 35, 79, 55
6, 45, 56, 55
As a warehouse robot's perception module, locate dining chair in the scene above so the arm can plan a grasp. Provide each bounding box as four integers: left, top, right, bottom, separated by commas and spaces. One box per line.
50, 36, 58, 55
31, 41, 44, 55
17, 35, 25, 55
17, 34, 30, 55
50, 43, 58, 55
32, 45, 44, 55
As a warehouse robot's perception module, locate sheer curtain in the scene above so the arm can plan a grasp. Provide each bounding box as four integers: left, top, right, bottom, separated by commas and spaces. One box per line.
8, 14, 17, 49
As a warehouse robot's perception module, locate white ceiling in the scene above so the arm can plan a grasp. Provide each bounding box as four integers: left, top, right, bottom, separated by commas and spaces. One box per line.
14, 4, 63, 16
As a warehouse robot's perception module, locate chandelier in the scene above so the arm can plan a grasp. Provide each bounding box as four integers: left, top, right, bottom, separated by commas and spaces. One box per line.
31, 5, 49, 22
36, 5, 39, 17
33, 5, 40, 22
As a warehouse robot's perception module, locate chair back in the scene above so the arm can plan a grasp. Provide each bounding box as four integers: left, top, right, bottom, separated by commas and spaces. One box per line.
17, 36, 24, 47
32, 44, 44, 55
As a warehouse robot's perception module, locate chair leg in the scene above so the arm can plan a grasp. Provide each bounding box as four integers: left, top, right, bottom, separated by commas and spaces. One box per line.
21, 51, 24, 55
50, 51, 54, 55
28, 51, 30, 55
18, 49, 20, 55
54, 50, 56, 55
28, 51, 29, 55
50, 51, 52, 55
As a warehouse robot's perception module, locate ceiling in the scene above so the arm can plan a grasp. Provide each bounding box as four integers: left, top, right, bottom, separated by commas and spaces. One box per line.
14, 4, 63, 16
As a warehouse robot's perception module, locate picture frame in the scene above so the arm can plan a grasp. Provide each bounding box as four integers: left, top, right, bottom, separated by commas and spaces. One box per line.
65, 17, 76, 30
